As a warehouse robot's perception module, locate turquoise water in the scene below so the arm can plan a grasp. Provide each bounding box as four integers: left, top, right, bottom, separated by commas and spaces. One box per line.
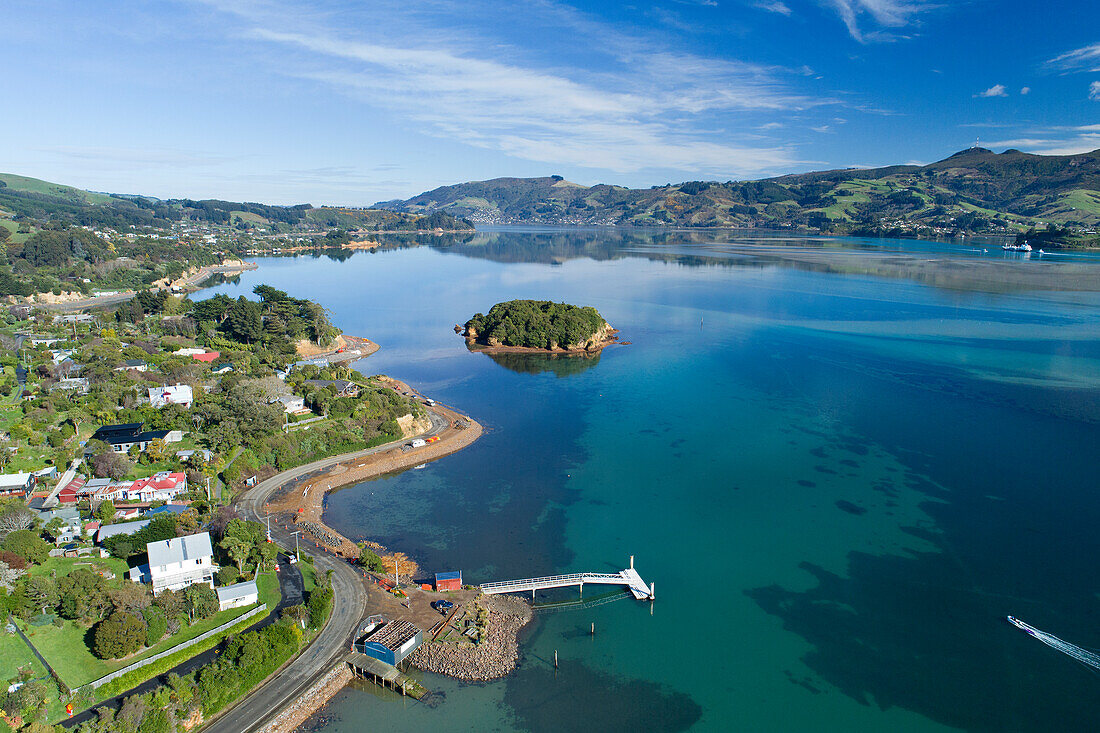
200, 231, 1100, 732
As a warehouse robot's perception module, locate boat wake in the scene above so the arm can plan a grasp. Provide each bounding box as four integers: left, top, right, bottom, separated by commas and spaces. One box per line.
1007, 616, 1100, 672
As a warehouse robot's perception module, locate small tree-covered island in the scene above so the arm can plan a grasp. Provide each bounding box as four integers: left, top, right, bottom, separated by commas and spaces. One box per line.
459, 300, 618, 353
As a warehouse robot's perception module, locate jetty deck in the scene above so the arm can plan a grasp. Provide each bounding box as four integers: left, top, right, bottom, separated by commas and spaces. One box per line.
345, 652, 426, 699
480, 558, 654, 600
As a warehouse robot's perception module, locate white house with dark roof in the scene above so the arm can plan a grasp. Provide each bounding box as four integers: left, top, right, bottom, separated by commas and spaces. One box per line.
143, 532, 215, 595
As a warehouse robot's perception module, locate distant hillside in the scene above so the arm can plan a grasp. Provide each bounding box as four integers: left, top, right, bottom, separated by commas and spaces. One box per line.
0, 173, 473, 232
378, 149, 1100, 240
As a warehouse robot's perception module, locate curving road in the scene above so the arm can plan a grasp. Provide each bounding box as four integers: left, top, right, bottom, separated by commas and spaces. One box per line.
201, 408, 450, 733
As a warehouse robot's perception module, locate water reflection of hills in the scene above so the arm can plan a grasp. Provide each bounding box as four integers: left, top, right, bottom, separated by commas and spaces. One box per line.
383, 228, 1100, 295
482, 350, 602, 378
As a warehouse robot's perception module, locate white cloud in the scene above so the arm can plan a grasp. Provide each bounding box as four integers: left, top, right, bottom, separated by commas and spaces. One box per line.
975, 84, 1008, 98
984, 125, 1100, 156
1020, 86, 1030, 95
824, 0, 934, 43
1090, 81, 1100, 100
1046, 43, 1100, 73
754, 1, 793, 15
189, 1, 836, 177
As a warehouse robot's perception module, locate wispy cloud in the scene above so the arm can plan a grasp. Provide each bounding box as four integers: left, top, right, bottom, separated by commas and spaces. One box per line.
1020, 86, 1030, 95
754, 1, 793, 16
975, 84, 1008, 98
1046, 43, 1100, 73
824, 0, 934, 43
984, 125, 1100, 156
191, 0, 835, 177
1090, 81, 1100, 100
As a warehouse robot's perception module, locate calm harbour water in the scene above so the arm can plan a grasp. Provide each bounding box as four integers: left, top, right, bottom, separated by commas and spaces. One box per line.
200, 230, 1100, 732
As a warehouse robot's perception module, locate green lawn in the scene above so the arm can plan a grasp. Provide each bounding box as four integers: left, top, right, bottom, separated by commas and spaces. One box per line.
27, 557, 128, 582
21, 593, 267, 688
0, 632, 47, 682
255, 571, 280, 608
298, 561, 318, 594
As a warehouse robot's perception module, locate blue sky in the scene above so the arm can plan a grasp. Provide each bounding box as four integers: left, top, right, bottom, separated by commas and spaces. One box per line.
2, 0, 1099, 205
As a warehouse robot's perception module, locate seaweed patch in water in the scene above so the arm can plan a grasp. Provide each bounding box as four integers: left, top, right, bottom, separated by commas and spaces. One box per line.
503, 659, 701, 733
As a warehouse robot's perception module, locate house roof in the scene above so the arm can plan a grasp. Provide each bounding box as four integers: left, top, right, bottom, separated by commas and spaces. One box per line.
146, 505, 188, 516
0, 473, 34, 489
130, 473, 186, 494
216, 580, 258, 603
123, 359, 147, 367
147, 532, 212, 567
96, 519, 151, 542
37, 507, 80, 523
435, 570, 462, 581
303, 379, 357, 393
92, 423, 144, 441
365, 619, 421, 652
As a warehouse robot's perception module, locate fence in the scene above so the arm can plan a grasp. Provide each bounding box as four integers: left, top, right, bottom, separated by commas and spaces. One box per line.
80, 603, 268, 691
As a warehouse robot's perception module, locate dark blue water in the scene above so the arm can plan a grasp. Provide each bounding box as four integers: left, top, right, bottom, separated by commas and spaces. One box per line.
199, 231, 1100, 732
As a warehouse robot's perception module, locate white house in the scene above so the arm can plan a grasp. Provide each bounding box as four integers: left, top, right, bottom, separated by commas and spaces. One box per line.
272, 394, 307, 414
116, 359, 149, 373
141, 532, 215, 596
148, 384, 194, 408
0, 473, 35, 497
217, 580, 259, 611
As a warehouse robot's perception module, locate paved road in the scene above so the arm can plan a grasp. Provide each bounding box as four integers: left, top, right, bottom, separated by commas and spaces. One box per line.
201, 409, 449, 733
37, 264, 257, 313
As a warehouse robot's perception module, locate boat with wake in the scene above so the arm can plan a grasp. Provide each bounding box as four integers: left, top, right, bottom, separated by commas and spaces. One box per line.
1006, 616, 1100, 671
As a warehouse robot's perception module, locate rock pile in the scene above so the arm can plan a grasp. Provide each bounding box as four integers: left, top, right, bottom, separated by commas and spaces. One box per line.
409, 595, 534, 680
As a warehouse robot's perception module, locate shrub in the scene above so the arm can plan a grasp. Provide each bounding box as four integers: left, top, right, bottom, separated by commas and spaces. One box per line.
93, 611, 147, 659
358, 546, 384, 572
216, 567, 239, 586
305, 585, 333, 629
143, 606, 167, 646
2, 530, 50, 565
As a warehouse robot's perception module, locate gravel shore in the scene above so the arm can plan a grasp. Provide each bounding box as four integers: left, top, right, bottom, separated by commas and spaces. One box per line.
409, 595, 534, 681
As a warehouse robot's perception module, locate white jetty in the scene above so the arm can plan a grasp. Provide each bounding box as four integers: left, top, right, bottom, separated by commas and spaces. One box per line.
480, 556, 654, 601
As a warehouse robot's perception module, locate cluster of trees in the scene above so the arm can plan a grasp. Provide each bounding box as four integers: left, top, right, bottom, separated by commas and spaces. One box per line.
15, 228, 112, 268
91, 584, 218, 659
217, 518, 276, 574
464, 300, 608, 350
193, 285, 338, 347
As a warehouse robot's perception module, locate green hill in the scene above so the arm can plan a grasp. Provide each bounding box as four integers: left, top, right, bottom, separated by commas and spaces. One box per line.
379, 149, 1100, 239
0, 173, 473, 232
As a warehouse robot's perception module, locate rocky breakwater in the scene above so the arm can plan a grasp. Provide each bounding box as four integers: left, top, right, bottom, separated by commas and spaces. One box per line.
260, 664, 353, 733
409, 595, 534, 680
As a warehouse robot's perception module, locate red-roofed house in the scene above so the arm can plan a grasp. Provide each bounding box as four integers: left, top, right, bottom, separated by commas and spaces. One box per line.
127, 472, 188, 502
191, 351, 220, 363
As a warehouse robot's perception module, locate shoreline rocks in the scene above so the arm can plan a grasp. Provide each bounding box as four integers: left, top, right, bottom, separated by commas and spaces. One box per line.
264, 664, 352, 733
409, 595, 534, 681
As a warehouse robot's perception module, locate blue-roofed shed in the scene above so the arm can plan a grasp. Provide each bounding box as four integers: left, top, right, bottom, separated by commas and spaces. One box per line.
352, 616, 423, 666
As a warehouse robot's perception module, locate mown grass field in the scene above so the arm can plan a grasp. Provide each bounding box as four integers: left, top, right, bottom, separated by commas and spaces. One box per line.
20, 563, 277, 689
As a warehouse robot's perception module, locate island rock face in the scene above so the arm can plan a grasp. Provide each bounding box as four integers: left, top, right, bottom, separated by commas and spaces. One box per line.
462, 300, 617, 353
